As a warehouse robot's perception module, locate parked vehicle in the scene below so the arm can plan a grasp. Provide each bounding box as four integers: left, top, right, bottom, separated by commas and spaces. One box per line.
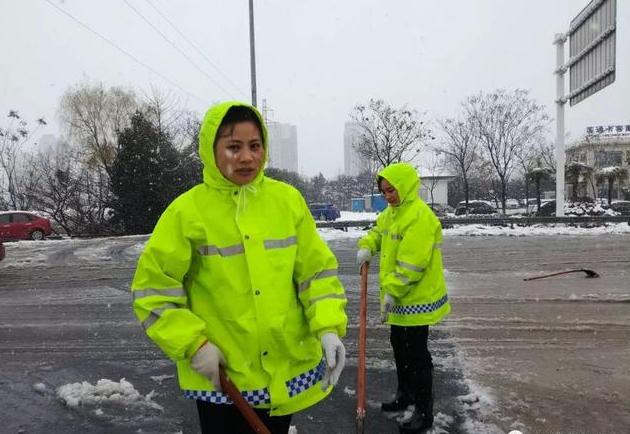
454, 201, 497, 216
0, 241, 5, 262
505, 198, 521, 209
526, 198, 553, 214
610, 200, 630, 215
427, 203, 454, 216
308, 203, 341, 221
0, 211, 53, 241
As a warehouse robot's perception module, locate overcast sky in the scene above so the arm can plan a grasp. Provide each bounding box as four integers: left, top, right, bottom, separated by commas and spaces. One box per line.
1, 0, 628, 177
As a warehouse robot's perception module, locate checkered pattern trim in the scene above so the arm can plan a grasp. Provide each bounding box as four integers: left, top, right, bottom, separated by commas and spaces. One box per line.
391, 294, 449, 315
286, 359, 326, 397
183, 387, 271, 405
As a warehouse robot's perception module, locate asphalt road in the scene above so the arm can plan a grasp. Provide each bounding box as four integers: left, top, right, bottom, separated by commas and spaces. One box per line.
0, 233, 628, 433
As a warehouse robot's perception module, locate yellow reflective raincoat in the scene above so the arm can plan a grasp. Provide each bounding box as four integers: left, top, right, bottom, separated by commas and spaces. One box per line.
131, 101, 347, 416
358, 162, 450, 326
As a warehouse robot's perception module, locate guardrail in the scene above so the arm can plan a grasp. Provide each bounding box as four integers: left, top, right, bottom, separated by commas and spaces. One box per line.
315, 215, 630, 230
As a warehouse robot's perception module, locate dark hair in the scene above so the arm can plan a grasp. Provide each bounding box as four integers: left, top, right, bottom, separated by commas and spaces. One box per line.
215, 105, 264, 146
377, 176, 385, 192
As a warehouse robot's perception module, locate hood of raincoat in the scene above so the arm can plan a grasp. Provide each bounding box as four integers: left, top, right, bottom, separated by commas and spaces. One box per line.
198, 101, 268, 190
378, 162, 422, 206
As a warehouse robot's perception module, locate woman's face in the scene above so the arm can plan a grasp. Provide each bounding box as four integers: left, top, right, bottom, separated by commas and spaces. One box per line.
380, 178, 401, 207
214, 121, 264, 185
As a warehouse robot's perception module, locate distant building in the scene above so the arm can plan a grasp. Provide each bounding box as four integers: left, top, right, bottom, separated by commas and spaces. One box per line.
344, 122, 370, 176
266, 122, 298, 173
419, 175, 455, 206
566, 125, 630, 200
351, 171, 455, 212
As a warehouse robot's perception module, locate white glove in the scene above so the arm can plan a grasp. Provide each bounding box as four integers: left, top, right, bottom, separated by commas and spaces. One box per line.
320, 332, 346, 390
381, 293, 395, 323
191, 341, 226, 391
356, 248, 372, 270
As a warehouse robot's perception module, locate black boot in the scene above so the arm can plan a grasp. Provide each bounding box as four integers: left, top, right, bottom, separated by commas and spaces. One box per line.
399, 369, 433, 433
381, 389, 413, 413
398, 397, 433, 433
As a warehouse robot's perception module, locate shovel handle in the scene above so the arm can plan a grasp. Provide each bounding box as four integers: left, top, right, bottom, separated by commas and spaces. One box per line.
219, 367, 271, 434
356, 262, 369, 433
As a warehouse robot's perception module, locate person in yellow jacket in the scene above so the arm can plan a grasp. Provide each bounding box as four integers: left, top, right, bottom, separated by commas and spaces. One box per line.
357, 162, 450, 433
131, 101, 347, 434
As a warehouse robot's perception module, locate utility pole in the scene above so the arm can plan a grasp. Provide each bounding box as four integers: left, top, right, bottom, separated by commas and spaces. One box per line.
248, 0, 257, 108
553, 33, 567, 217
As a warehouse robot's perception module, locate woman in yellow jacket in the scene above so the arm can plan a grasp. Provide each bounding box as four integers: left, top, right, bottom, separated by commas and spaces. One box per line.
357, 162, 450, 433
131, 102, 347, 434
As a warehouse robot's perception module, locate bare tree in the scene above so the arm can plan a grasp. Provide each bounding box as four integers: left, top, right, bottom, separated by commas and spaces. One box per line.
0, 110, 47, 209
436, 116, 478, 209
465, 89, 550, 213
23, 146, 86, 236
538, 141, 557, 175
420, 151, 447, 206
349, 99, 433, 170
59, 82, 137, 175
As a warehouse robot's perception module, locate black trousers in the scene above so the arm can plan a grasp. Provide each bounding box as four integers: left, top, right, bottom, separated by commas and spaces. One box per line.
196, 400, 293, 434
390, 325, 433, 405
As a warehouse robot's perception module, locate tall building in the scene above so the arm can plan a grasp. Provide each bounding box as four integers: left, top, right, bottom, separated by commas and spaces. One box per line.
344, 122, 369, 176
267, 122, 298, 173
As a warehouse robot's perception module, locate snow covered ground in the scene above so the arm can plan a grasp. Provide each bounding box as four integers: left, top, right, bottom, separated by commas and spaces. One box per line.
1, 226, 629, 433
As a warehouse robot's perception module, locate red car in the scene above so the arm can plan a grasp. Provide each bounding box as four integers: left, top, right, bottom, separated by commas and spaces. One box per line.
0, 211, 53, 241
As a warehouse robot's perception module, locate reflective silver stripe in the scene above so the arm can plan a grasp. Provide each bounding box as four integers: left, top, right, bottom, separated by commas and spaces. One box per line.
142, 303, 179, 330
394, 272, 410, 284
264, 236, 297, 249
133, 287, 186, 300
391, 233, 403, 240
308, 293, 346, 305
397, 260, 424, 273
198, 243, 244, 257
433, 242, 443, 249
299, 269, 338, 292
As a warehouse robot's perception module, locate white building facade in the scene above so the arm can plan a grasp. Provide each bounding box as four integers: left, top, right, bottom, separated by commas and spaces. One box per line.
343, 122, 370, 176
266, 122, 298, 173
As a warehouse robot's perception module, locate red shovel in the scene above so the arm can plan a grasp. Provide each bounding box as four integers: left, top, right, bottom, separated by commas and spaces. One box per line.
356, 262, 369, 433
219, 367, 271, 434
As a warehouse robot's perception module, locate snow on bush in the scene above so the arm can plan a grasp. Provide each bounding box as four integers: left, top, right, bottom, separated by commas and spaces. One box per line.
57, 378, 163, 411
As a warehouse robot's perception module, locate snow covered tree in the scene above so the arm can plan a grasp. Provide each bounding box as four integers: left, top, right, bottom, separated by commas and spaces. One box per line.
349, 99, 433, 170
110, 111, 181, 234
265, 168, 308, 198
596, 166, 628, 205
565, 161, 593, 201
526, 166, 552, 212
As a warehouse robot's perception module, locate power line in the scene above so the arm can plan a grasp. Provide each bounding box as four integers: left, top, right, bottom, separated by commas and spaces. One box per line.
143, 0, 248, 97
43, 0, 205, 105
121, 0, 236, 99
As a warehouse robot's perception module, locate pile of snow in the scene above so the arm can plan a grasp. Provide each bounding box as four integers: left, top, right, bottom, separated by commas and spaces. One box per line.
57, 378, 163, 411
338, 211, 378, 221
444, 222, 630, 237
564, 202, 614, 216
